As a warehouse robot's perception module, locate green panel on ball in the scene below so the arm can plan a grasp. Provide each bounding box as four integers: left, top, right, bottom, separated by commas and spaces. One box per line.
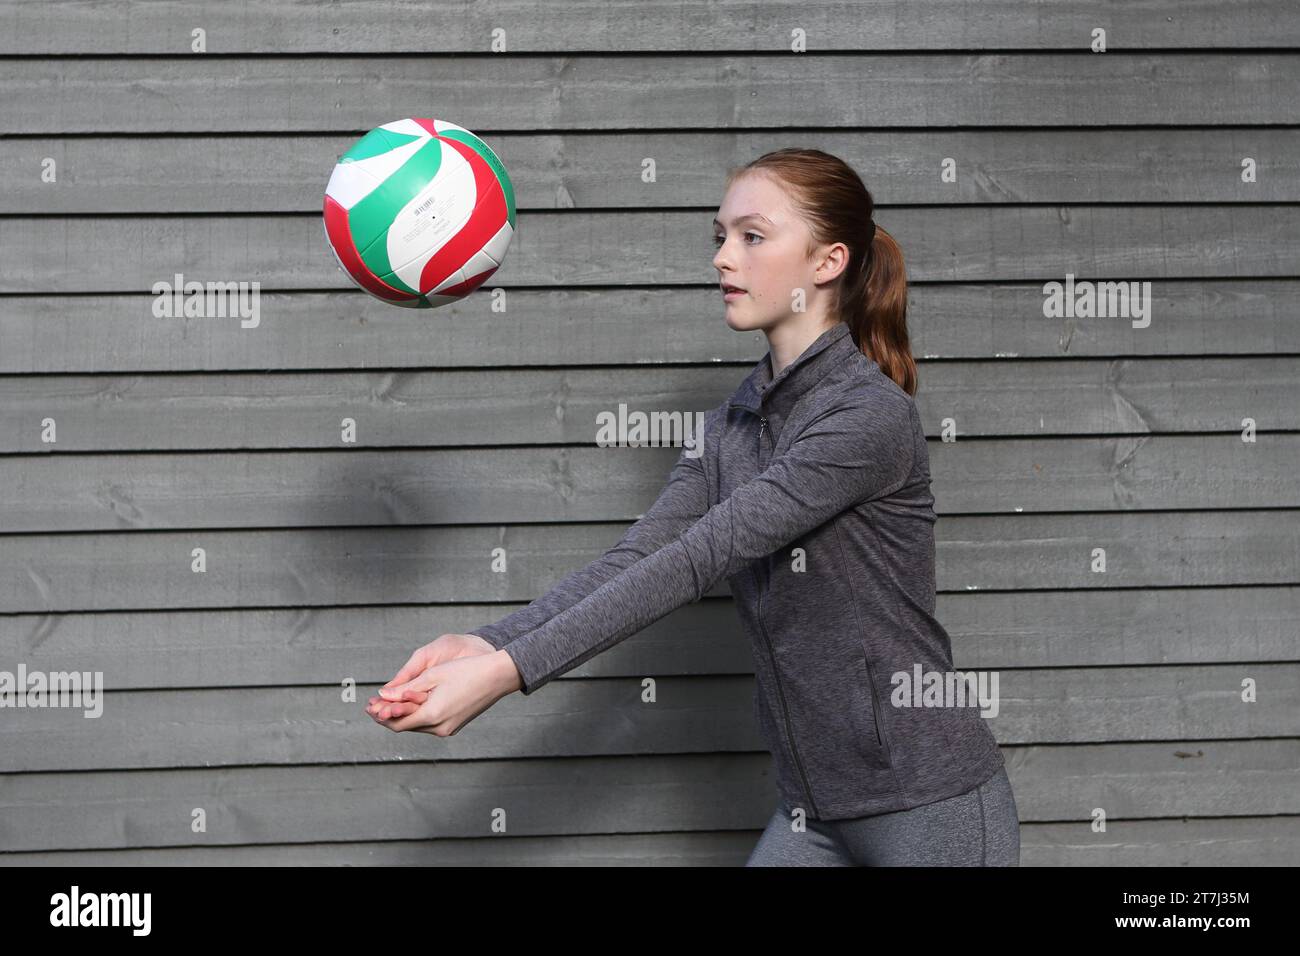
350, 138, 446, 280
342, 127, 421, 163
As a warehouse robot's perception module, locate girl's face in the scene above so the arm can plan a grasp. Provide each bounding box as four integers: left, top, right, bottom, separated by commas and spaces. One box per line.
712, 173, 827, 333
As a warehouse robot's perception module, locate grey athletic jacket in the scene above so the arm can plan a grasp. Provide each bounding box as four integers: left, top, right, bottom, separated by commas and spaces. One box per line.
469, 321, 1005, 819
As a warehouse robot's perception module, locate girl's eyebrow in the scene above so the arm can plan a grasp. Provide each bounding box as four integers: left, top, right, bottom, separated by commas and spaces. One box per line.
712, 213, 775, 227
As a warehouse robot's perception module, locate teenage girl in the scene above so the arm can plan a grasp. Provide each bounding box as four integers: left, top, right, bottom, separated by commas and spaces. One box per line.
367, 148, 1020, 867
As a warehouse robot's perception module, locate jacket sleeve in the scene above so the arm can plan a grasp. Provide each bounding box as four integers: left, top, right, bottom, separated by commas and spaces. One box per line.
464, 404, 720, 650
500, 390, 920, 694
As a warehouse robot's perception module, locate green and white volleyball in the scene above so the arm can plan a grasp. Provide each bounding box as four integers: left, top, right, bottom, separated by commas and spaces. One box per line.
323, 118, 516, 308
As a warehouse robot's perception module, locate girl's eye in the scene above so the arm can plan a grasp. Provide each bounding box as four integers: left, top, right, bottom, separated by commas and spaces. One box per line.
712, 232, 762, 247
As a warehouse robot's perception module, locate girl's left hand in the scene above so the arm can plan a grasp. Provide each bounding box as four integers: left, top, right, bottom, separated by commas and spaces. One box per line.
365, 649, 521, 736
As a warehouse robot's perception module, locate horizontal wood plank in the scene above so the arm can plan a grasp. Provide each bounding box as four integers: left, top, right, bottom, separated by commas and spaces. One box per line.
1, 360, 1297, 455
0, 665, 1294, 772
2, 815, 1296, 865
3, 1, 1297, 55
2, 281, 1296, 373
4, 54, 1298, 133
0, 741, 1294, 852
6, 130, 1300, 214
3, 511, 1299, 614
4, 586, 1297, 687
7, 207, 1299, 295
0, 436, 1297, 531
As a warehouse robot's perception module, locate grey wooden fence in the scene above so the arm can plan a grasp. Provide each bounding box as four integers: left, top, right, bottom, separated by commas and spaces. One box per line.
1, 0, 1297, 865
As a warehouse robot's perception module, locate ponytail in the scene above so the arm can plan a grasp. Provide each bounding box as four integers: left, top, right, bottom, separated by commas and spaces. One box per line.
845, 222, 916, 396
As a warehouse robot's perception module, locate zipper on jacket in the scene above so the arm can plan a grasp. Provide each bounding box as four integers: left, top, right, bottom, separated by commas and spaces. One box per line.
750, 410, 818, 814
752, 526, 819, 815
754, 565, 819, 818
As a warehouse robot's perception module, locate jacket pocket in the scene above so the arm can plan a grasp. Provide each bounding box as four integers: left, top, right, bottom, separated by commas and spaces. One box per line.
862, 655, 883, 745
851, 653, 888, 764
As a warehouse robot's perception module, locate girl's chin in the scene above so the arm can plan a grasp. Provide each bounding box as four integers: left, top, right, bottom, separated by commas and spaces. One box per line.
723, 313, 781, 337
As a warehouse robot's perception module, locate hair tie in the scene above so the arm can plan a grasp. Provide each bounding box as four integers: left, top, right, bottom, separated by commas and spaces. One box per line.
858, 219, 877, 275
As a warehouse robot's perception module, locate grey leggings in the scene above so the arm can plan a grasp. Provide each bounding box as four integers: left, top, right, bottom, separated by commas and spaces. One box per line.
745, 765, 1020, 866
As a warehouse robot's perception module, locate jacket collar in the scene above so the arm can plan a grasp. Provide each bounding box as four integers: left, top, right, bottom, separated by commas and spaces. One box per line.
726, 321, 858, 418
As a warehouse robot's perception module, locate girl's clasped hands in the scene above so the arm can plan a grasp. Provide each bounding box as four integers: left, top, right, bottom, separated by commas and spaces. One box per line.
366, 633, 522, 736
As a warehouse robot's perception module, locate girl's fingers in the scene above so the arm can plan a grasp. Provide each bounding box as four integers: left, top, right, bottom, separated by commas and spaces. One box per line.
366, 696, 414, 719
367, 684, 431, 722
380, 672, 438, 701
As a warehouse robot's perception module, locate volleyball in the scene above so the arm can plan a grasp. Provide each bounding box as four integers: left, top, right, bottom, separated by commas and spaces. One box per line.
323, 117, 516, 309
